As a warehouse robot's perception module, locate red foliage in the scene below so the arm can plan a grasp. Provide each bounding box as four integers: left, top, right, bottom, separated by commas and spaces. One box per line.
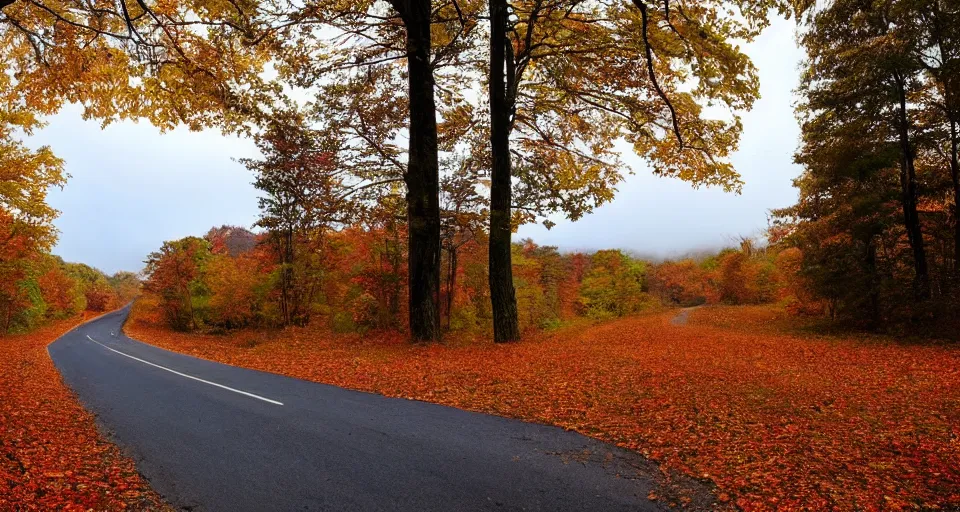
84, 283, 115, 312
0, 317, 166, 510
559, 252, 589, 318
206, 252, 264, 328
774, 247, 825, 315
650, 259, 715, 306
126, 304, 960, 510
38, 266, 78, 315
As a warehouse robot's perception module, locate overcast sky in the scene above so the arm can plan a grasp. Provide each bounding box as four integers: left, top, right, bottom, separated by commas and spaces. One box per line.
31, 16, 805, 275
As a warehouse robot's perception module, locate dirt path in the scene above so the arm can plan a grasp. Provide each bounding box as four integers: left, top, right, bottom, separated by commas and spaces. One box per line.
669, 306, 700, 325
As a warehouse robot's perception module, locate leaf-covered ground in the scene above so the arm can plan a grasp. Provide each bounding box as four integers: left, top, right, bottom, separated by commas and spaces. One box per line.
0, 316, 167, 511
126, 305, 960, 511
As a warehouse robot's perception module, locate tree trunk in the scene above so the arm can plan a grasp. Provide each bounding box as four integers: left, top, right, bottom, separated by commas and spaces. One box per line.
488, 0, 520, 343
183, 282, 197, 331
893, 71, 931, 299
398, 0, 441, 342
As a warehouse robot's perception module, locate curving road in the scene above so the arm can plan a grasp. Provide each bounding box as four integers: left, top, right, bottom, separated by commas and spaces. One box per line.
48, 307, 708, 511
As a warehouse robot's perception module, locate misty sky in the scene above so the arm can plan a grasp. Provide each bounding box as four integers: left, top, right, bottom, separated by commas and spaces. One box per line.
30, 17, 805, 275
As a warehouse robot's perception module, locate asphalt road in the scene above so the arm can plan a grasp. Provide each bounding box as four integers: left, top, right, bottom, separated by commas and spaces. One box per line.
48, 307, 708, 511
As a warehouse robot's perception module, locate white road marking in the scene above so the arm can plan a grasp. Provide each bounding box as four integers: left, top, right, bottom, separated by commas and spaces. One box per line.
85, 335, 284, 406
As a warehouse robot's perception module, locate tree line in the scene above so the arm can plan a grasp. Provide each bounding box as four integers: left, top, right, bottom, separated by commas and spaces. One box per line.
0, 248, 142, 335
772, 0, 960, 328
0, 108, 139, 334
140, 224, 811, 334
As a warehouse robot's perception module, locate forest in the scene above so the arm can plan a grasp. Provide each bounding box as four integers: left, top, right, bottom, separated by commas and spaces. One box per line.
2, 0, 958, 340
1, 0, 959, 509
137, 225, 805, 336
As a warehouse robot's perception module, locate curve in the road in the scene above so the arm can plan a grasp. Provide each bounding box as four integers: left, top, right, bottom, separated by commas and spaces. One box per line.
48, 306, 719, 511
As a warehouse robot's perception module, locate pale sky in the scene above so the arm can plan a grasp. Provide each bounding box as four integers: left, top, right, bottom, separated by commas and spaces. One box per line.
33, 16, 805, 275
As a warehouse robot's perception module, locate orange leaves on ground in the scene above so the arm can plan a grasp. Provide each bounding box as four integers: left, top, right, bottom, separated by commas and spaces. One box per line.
126, 305, 960, 510
0, 318, 166, 511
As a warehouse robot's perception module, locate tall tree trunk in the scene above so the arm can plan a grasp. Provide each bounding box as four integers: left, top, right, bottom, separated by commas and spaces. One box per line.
398, 0, 441, 342
488, 0, 520, 343
893, 71, 931, 299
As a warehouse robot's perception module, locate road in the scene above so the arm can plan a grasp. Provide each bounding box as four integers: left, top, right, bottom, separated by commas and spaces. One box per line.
48, 307, 707, 511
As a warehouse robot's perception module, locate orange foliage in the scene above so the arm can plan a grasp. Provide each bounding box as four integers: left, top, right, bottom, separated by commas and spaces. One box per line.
126, 303, 960, 510
650, 259, 717, 306
0, 317, 166, 510
774, 247, 825, 316
83, 282, 115, 312
38, 266, 78, 315
206, 253, 265, 328
558, 252, 589, 318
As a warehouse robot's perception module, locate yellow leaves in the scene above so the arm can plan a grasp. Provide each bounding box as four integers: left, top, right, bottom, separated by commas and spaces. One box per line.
2, 0, 275, 135
0, 123, 66, 253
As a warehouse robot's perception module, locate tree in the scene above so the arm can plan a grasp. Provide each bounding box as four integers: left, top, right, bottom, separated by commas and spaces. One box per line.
244, 0, 481, 340
0, 97, 66, 260
109, 271, 141, 304
1, 0, 280, 133
206, 252, 265, 328
440, 158, 487, 330
650, 259, 711, 306
143, 237, 211, 331
63, 263, 115, 312
392, 0, 444, 341
274, 0, 480, 341
771, 84, 903, 322
772, 0, 960, 324
795, 0, 932, 299
487, 0, 518, 342
38, 257, 84, 318
907, 0, 960, 269
244, 114, 345, 326
579, 249, 648, 319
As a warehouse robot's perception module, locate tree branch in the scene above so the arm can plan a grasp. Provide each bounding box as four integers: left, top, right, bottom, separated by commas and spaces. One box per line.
633, 0, 685, 148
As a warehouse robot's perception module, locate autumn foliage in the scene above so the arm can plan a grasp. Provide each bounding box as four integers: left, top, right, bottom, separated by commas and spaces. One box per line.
142, 227, 659, 334
0, 251, 142, 335
0, 317, 166, 510
126, 304, 960, 510
648, 240, 817, 313
143, 221, 834, 339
